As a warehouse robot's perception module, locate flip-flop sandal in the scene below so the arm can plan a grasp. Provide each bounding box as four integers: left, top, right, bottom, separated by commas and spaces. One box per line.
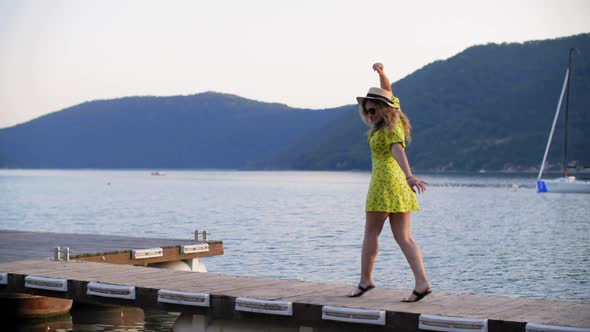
401, 289, 432, 302
347, 284, 375, 297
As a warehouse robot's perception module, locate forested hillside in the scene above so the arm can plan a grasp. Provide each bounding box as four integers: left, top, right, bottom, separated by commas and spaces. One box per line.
1, 34, 588, 171
276, 33, 590, 171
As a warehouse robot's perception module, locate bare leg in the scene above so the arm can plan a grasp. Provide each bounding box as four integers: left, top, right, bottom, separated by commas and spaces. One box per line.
349, 212, 388, 296
389, 212, 431, 301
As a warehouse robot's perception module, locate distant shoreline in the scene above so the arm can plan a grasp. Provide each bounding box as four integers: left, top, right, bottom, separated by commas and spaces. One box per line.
0, 168, 578, 177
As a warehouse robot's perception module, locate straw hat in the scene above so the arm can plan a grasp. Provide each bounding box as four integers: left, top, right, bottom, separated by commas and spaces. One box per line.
356, 87, 396, 107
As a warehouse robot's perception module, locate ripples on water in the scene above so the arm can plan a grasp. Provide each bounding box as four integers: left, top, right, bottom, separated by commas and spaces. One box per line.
1, 170, 589, 330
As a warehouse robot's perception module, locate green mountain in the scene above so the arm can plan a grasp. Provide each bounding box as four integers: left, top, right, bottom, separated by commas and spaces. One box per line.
275, 33, 590, 171
1, 33, 588, 171
0, 93, 343, 168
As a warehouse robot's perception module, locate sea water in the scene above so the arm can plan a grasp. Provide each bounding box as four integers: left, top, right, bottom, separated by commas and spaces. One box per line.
1, 170, 588, 331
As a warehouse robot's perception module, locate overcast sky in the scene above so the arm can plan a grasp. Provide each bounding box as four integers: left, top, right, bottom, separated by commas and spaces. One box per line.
0, 0, 589, 128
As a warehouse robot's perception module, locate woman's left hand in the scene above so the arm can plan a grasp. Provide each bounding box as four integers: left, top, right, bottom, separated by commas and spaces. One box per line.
407, 176, 427, 194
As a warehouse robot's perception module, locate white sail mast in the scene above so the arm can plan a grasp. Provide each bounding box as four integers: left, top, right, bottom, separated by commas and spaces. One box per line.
537, 68, 570, 180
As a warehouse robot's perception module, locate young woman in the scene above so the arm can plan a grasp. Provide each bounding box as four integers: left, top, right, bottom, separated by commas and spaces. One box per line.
348, 63, 431, 302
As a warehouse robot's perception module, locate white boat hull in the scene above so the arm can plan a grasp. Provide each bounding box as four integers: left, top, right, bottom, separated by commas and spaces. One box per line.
537, 177, 590, 193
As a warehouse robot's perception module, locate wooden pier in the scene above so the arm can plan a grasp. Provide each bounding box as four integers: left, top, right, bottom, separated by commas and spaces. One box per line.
0, 230, 588, 331
0, 230, 223, 265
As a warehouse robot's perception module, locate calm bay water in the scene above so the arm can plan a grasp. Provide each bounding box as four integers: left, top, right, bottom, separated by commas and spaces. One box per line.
1, 170, 589, 331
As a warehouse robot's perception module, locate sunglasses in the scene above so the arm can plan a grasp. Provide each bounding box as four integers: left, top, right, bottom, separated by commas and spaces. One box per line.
365, 107, 378, 115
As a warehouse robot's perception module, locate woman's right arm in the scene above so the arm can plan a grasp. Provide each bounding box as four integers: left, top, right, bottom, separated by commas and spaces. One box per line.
372, 63, 392, 93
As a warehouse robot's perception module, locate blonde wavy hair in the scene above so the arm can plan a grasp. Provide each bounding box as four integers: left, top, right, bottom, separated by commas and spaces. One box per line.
359, 99, 412, 143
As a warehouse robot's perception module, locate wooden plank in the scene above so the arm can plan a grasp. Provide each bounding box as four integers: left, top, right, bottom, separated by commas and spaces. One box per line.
418, 290, 457, 304
124, 271, 216, 284
168, 275, 281, 294
572, 320, 590, 328
1, 260, 152, 282
0, 259, 53, 271
544, 303, 590, 328
73, 266, 225, 290
404, 291, 525, 319
10, 267, 138, 283
281, 284, 391, 310
0, 261, 77, 275
0, 258, 55, 267
142, 276, 230, 292
321, 286, 404, 308
520, 309, 578, 326
217, 279, 342, 300
418, 293, 529, 318
346, 288, 468, 314
100, 269, 214, 287
2, 260, 127, 276
57, 265, 158, 281
375, 291, 463, 314
6, 261, 180, 288
488, 300, 568, 322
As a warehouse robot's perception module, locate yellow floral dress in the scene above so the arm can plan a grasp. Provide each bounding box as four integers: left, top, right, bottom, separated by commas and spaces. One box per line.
365, 121, 419, 213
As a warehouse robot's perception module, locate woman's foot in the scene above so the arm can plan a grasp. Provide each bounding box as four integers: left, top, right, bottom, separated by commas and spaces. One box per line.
347, 281, 375, 297
401, 282, 432, 302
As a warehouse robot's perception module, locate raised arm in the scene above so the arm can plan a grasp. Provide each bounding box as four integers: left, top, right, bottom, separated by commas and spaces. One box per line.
372, 63, 393, 93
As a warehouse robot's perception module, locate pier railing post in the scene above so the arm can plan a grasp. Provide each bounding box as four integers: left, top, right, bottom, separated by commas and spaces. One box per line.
53, 247, 71, 261
53, 246, 61, 261
194, 230, 208, 241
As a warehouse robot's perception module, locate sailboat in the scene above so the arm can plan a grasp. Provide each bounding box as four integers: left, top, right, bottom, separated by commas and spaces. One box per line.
537, 48, 590, 194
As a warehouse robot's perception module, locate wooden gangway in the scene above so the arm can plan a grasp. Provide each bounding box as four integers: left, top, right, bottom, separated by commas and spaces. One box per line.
0, 230, 223, 265
1, 258, 588, 332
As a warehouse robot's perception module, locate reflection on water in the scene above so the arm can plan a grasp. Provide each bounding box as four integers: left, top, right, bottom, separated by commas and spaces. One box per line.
72, 304, 147, 330
9, 306, 177, 332
9, 315, 73, 332
11, 308, 366, 332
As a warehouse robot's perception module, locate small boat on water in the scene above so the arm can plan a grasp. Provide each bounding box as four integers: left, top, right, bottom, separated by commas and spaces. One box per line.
151, 171, 166, 176
537, 48, 590, 194
537, 176, 590, 193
